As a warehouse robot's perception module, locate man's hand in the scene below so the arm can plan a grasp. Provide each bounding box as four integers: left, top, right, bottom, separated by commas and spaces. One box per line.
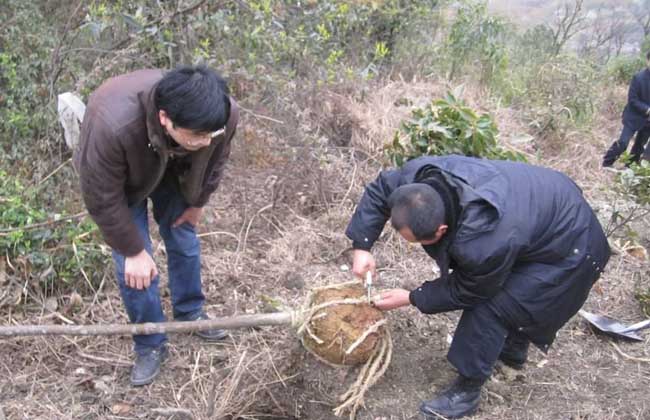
352, 249, 376, 280
172, 207, 203, 228
124, 249, 158, 290
372, 289, 411, 311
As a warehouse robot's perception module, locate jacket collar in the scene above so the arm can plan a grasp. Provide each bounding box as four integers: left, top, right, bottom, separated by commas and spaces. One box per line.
140, 84, 169, 152
416, 167, 461, 279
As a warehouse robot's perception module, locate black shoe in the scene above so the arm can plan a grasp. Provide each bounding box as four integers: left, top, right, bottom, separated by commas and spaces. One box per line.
187, 312, 228, 342
498, 334, 529, 370
498, 355, 525, 370
131, 345, 168, 386
419, 375, 483, 419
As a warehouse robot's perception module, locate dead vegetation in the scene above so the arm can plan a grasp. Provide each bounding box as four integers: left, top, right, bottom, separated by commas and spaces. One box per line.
2, 77, 650, 420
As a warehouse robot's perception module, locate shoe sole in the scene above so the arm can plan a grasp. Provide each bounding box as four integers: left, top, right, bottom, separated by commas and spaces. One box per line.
130, 350, 168, 386
421, 407, 477, 420
195, 330, 229, 341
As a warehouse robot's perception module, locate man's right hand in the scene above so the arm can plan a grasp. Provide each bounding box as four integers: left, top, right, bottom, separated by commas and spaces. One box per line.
124, 249, 158, 290
352, 249, 376, 280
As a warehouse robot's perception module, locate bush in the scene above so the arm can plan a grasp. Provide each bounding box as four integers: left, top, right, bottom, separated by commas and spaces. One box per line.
444, 1, 510, 88
0, 171, 108, 296
385, 92, 526, 166
607, 55, 646, 85
0, 2, 58, 163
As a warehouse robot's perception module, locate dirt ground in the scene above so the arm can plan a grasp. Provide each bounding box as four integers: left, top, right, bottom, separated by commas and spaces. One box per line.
2, 80, 650, 420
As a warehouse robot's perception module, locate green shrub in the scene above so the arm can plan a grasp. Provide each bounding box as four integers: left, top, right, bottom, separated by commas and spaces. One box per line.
615, 157, 650, 206
444, 0, 510, 88
607, 56, 646, 85
0, 171, 108, 296
385, 92, 526, 167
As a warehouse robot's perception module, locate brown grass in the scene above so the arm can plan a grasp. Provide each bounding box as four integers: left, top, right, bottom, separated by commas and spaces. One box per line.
2, 76, 650, 420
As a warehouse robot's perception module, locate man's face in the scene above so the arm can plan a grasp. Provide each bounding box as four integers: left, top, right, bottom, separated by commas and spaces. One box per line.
398, 226, 447, 246
158, 110, 221, 151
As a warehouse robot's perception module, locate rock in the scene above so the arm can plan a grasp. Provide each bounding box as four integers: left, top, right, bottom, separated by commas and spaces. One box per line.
282, 273, 305, 290
44, 297, 58, 312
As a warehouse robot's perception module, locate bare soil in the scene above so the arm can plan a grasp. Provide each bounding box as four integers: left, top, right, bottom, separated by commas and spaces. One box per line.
2, 80, 649, 420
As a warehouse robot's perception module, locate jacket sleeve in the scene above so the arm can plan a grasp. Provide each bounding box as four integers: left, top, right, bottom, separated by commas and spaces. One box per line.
345, 168, 404, 250
409, 212, 520, 314
77, 115, 145, 257
628, 74, 650, 116
194, 99, 240, 207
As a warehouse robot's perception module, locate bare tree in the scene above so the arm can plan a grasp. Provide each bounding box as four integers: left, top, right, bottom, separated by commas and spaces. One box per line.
549, 0, 588, 55
578, 6, 634, 61
632, 0, 650, 37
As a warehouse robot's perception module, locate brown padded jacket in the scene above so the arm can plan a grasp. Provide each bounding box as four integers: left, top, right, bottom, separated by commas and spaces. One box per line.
74, 69, 239, 257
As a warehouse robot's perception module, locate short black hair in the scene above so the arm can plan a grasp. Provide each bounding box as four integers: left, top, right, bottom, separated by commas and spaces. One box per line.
388, 184, 446, 241
154, 65, 230, 133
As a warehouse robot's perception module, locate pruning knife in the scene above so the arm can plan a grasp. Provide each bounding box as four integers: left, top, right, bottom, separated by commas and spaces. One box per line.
365, 271, 372, 303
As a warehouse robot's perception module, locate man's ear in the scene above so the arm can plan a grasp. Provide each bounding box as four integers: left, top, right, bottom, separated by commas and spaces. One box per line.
437, 224, 448, 237
158, 110, 169, 126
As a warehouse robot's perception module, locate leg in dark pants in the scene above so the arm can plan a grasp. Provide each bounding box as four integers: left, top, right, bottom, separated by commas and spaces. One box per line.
603, 124, 638, 166
421, 293, 533, 419
420, 300, 511, 419
447, 302, 510, 381
448, 290, 533, 380
636, 123, 650, 162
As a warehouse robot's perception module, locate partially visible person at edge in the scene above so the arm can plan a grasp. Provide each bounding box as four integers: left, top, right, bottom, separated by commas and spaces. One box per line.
74, 66, 239, 386
602, 50, 650, 167
345, 155, 610, 419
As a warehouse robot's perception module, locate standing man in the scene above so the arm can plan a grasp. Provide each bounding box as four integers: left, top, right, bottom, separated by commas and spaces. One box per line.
74, 66, 239, 386
602, 51, 650, 167
346, 155, 610, 419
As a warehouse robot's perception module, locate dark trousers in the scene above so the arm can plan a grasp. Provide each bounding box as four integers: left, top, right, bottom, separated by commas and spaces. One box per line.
603, 123, 650, 166
447, 291, 531, 381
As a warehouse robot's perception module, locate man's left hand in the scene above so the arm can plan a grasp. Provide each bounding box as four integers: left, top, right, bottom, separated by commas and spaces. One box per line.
372, 288, 411, 311
172, 207, 203, 228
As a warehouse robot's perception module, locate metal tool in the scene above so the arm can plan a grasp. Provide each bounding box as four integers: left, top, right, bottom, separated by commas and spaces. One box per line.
365, 271, 373, 303
578, 310, 650, 341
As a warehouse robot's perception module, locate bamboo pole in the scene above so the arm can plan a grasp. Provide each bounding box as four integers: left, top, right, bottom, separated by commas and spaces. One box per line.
0, 311, 298, 337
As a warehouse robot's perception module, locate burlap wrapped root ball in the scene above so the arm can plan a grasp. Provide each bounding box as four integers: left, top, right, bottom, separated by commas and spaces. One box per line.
300, 283, 386, 366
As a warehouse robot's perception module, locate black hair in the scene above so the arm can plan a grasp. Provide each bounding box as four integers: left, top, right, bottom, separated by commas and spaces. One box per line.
388, 184, 446, 241
154, 65, 230, 133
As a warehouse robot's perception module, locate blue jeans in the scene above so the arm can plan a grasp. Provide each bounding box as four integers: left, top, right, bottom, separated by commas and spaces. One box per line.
112, 179, 205, 354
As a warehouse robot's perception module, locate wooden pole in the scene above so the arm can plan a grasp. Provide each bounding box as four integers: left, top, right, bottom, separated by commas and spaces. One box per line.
0, 311, 298, 337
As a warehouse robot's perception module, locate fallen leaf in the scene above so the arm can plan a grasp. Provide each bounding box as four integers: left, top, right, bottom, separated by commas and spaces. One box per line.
111, 403, 132, 415
626, 245, 647, 261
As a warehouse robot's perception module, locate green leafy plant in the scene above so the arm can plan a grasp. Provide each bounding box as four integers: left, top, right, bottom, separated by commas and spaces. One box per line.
0, 171, 108, 297
607, 55, 647, 85
385, 92, 526, 167
604, 154, 650, 239
445, 1, 510, 87
614, 157, 650, 206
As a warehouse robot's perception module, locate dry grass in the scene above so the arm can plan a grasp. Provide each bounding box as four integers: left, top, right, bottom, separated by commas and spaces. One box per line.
2, 77, 650, 420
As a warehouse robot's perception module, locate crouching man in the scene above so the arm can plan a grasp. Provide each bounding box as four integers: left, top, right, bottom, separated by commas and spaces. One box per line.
346, 155, 610, 418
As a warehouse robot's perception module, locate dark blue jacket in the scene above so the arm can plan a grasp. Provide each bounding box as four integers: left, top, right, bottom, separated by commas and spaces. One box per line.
346, 156, 610, 347
622, 68, 650, 131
